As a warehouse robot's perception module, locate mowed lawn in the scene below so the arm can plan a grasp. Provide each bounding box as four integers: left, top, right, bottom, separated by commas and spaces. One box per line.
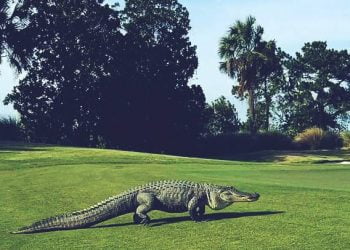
1, 142, 350, 249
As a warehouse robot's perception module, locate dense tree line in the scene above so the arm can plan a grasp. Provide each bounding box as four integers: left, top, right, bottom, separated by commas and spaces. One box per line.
1, 2, 349, 153
3, 0, 207, 153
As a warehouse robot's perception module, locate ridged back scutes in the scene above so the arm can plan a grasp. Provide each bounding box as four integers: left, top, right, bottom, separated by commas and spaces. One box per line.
119, 180, 203, 194
115, 180, 225, 196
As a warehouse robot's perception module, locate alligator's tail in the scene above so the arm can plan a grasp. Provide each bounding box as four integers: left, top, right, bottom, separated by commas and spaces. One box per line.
12, 194, 134, 234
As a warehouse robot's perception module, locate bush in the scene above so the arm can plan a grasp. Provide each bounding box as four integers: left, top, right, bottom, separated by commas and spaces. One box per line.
320, 131, 343, 149
256, 131, 293, 150
294, 127, 343, 150
341, 131, 350, 148
198, 133, 253, 156
0, 117, 23, 141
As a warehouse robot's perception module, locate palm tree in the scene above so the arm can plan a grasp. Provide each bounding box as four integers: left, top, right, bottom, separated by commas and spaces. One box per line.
0, 0, 29, 72
219, 16, 266, 133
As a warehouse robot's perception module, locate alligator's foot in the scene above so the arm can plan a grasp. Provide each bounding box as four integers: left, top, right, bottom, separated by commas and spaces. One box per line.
190, 206, 206, 222
133, 213, 150, 225
191, 215, 207, 222
196, 211, 207, 222
195, 218, 208, 223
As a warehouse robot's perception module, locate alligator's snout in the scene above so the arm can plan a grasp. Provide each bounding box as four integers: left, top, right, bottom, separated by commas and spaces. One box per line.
247, 192, 260, 201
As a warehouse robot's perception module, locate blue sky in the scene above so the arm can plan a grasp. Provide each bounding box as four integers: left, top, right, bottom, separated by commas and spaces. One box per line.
1, 0, 350, 119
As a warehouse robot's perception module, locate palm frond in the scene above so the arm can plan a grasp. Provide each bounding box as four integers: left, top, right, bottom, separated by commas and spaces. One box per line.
8, 52, 22, 72
219, 61, 227, 73
218, 15, 266, 98
218, 36, 237, 59
0, 0, 30, 72
0, 0, 10, 12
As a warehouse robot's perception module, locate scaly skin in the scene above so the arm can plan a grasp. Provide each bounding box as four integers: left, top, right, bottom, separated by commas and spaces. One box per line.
12, 180, 260, 234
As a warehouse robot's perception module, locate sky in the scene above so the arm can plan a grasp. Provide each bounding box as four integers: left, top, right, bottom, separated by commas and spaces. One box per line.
1, 0, 350, 119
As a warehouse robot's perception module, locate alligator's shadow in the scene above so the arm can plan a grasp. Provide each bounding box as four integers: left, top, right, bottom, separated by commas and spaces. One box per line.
92, 211, 284, 229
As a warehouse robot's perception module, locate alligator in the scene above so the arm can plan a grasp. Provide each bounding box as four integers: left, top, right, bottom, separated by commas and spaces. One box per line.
12, 180, 260, 234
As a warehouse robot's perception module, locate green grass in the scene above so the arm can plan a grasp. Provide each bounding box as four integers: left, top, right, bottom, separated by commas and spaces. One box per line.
1, 141, 350, 249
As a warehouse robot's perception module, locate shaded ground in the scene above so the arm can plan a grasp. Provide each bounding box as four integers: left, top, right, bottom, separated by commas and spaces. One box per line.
220, 149, 350, 163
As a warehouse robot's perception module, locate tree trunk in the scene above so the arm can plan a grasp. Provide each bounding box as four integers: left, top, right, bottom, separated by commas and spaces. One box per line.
248, 88, 256, 134
265, 101, 270, 131
264, 81, 270, 131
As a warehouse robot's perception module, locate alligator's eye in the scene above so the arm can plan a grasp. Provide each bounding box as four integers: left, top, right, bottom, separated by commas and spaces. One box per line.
221, 191, 231, 196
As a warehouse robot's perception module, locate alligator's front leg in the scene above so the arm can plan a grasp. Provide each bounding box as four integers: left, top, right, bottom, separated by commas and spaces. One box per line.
188, 196, 206, 222
134, 192, 154, 225
197, 204, 205, 217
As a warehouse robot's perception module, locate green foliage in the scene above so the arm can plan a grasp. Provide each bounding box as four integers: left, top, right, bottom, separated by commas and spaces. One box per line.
103, 0, 206, 152
278, 42, 350, 134
0, 0, 30, 71
0, 116, 23, 141
256, 131, 293, 150
320, 131, 344, 149
294, 127, 343, 150
5, 0, 121, 145
341, 131, 350, 148
199, 133, 254, 156
1, 143, 350, 249
5, 0, 207, 152
205, 96, 241, 136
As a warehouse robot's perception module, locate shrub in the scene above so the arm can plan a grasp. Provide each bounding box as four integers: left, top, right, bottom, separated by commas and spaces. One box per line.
256, 131, 293, 150
294, 127, 324, 149
0, 117, 23, 141
341, 131, 350, 148
319, 131, 343, 149
197, 133, 251, 156
294, 127, 343, 150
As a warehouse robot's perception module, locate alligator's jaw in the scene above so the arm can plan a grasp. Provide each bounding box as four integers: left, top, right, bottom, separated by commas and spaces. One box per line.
207, 188, 260, 209
237, 193, 260, 202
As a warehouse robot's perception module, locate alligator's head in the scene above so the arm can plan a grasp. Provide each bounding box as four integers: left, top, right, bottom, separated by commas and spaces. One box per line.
206, 186, 260, 210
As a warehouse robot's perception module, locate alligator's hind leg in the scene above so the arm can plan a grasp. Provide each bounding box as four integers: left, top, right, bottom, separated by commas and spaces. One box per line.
133, 192, 154, 225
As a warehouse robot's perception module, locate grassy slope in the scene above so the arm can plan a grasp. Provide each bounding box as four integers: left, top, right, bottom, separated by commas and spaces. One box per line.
0, 142, 349, 249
